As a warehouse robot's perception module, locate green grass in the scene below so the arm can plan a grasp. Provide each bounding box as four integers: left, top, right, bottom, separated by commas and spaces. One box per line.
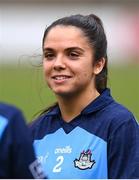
0, 64, 56, 122
108, 64, 139, 121
0, 63, 139, 122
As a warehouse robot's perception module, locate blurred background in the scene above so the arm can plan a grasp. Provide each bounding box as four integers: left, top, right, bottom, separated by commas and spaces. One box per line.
0, 0, 139, 122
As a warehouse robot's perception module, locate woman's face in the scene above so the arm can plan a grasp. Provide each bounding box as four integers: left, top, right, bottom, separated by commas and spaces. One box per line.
43, 25, 100, 97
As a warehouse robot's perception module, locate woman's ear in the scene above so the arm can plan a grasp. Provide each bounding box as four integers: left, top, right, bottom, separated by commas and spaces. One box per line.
93, 57, 106, 75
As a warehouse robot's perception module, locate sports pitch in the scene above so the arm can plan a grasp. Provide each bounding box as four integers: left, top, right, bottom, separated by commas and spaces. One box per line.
0, 64, 139, 122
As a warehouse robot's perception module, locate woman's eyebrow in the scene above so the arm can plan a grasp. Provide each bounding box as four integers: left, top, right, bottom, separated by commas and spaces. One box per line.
65, 47, 85, 52
43, 47, 54, 52
43, 47, 85, 53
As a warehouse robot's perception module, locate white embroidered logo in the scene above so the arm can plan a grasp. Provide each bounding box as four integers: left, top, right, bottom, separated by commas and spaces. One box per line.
74, 149, 96, 170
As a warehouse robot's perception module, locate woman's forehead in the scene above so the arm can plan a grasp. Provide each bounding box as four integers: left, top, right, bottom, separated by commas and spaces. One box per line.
44, 25, 85, 40
43, 25, 91, 48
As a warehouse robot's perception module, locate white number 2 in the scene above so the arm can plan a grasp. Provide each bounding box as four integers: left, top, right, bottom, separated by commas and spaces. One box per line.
53, 156, 64, 173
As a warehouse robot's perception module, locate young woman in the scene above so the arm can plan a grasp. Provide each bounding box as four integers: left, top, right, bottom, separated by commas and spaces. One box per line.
0, 102, 46, 179
30, 14, 139, 179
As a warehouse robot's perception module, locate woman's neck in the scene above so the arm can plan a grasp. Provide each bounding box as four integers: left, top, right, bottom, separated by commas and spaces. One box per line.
57, 89, 100, 122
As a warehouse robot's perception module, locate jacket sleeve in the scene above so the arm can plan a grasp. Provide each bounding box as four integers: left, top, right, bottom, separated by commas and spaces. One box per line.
108, 116, 139, 179
0, 104, 46, 178
11, 110, 38, 178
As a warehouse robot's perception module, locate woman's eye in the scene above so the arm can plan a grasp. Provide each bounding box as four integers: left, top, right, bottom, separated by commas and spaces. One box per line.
44, 53, 55, 60
69, 52, 80, 59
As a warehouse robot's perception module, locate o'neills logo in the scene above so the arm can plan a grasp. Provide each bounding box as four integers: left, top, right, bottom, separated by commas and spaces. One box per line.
74, 149, 96, 170
55, 145, 72, 154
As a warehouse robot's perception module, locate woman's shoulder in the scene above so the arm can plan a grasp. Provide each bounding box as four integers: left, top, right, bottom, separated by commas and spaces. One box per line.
28, 113, 51, 140
29, 103, 59, 127
104, 100, 138, 131
29, 112, 50, 130
29, 105, 61, 139
109, 101, 135, 121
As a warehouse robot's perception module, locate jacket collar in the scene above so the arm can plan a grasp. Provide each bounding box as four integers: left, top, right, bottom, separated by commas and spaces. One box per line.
81, 88, 114, 114
46, 88, 114, 116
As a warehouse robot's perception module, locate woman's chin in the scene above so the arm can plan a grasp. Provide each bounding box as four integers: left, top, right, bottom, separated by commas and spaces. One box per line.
53, 89, 74, 98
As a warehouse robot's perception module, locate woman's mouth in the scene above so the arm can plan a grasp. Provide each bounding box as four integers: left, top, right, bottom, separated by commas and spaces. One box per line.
52, 75, 71, 80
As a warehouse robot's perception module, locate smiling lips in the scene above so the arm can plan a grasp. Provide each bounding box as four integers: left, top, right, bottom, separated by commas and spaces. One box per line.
52, 75, 72, 82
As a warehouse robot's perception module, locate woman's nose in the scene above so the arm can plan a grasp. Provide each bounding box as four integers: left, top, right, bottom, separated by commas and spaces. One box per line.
53, 55, 66, 70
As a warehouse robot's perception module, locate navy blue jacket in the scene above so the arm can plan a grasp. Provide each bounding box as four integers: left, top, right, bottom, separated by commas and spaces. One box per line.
30, 89, 139, 179
0, 102, 46, 179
